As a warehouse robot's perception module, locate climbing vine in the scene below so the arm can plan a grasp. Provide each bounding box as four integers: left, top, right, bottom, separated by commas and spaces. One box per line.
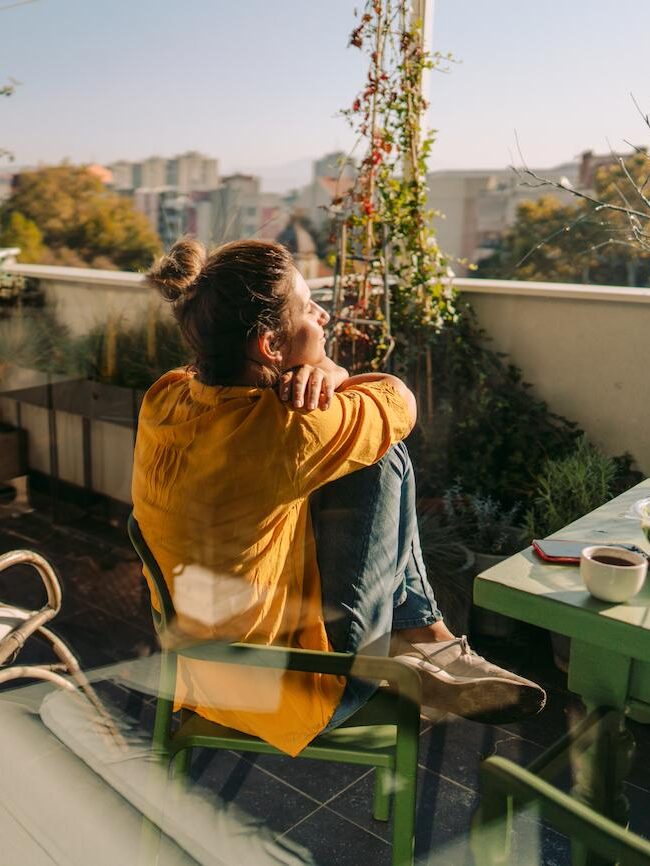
332, 0, 456, 383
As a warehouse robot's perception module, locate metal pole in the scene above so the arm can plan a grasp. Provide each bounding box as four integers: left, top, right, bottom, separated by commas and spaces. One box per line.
407, 0, 434, 169
411, 0, 434, 105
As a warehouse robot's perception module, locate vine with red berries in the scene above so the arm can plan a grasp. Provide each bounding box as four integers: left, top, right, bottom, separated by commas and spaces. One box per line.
332, 0, 457, 408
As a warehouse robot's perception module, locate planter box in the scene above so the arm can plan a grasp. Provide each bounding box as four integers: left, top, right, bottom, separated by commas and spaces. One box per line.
0, 374, 142, 504
0, 426, 27, 481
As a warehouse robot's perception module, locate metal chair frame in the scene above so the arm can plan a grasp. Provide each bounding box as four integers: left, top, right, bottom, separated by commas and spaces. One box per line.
0, 548, 116, 726
128, 513, 423, 866
471, 707, 650, 866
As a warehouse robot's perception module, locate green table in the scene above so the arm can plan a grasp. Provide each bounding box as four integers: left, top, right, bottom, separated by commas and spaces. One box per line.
474, 479, 650, 866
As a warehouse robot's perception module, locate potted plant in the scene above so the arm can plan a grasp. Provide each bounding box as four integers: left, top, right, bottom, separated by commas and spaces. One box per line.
443, 485, 525, 638
524, 435, 618, 542
524, 435, 623, 670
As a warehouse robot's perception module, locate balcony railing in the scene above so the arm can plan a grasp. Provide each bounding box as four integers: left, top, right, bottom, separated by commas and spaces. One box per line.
0, 262, 648, 506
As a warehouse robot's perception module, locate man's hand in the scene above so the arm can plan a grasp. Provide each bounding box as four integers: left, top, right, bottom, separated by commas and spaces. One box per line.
279, 359, 349, 411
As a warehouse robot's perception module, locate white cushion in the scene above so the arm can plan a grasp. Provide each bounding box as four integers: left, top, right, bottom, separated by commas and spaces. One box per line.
39, 688, 314, 866
0, 696, 197, 866
0, 604, 32, 642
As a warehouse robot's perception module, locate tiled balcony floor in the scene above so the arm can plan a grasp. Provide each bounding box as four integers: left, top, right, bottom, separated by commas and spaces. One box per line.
1, 505, 650, 865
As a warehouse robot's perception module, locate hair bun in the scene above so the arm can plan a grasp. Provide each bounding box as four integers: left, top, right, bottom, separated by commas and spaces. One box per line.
146, 237, 207, 302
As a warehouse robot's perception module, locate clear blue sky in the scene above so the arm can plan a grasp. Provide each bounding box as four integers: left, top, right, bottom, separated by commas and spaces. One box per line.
2, 0, 649, 190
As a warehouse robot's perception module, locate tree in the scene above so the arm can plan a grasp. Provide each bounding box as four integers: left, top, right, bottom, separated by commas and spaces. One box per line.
0, 164, 162, 270
476, 196, 602, 283
0, 211, 43, 262
482, 152, 650, 286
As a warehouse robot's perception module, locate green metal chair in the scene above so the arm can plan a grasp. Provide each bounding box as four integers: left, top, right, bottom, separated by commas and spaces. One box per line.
471, 707, 650, 866
127, 513, 423, 866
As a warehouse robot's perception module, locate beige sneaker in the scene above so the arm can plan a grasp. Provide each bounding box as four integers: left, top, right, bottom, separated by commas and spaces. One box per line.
390, 633, 546, 725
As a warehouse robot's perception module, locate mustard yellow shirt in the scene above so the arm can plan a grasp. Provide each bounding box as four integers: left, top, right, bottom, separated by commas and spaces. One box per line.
132, 369, 412, 755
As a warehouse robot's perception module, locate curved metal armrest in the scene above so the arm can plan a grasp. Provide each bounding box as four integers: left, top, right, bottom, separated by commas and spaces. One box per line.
480, 756, 650, 865
0, 550, 63, 666
176, 640, 422, 706
0, 549, 62, 612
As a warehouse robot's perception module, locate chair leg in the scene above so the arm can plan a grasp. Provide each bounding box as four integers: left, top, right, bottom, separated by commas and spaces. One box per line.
172, 746, 192, 781
470, 780, 512, 866
391, 765, 417, 866
391, 704, 419, 866
373, 767, 391, 822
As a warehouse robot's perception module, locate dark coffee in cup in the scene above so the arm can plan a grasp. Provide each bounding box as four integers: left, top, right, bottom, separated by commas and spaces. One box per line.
591, 555, 633, 567
581, 544, 648, 602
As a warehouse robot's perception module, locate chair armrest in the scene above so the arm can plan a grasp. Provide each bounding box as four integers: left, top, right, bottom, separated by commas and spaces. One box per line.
0, 550, 62, 666
0, 549, 62, 612
175, 641, 421, 706
480, 756, 650, 865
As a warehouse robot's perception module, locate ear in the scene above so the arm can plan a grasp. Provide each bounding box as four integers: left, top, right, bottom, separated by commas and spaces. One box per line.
256, 330, 283, 365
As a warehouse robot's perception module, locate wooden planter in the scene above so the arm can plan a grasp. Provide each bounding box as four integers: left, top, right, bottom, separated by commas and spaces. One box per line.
0, 426, 27, 482
0, 377, 142, 504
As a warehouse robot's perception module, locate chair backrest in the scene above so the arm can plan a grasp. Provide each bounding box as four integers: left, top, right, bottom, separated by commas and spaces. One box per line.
127, 513, 175, 636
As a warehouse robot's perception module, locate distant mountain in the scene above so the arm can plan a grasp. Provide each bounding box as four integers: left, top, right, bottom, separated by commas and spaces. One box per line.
230, 157, 313, 194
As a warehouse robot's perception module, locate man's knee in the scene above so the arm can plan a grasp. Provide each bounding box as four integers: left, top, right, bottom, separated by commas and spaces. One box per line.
383, 441, 411, 478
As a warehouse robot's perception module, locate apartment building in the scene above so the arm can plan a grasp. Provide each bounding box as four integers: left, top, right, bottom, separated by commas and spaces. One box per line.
108, 152, 219, 195
427, 157, 585, 273
166, 152, 219, 193
292, 151, 356, 230
210, 174, 261, 243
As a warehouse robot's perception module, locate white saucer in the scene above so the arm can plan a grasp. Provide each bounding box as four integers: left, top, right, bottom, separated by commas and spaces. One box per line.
627, 497, 650, 519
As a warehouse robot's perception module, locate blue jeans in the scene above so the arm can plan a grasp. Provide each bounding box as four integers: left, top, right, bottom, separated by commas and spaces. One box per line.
310, 442, 442, 731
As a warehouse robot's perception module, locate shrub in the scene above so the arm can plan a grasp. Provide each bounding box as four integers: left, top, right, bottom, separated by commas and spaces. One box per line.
524, 435, 618, 540
443, 484, 524, 556
408, 302, 582, 504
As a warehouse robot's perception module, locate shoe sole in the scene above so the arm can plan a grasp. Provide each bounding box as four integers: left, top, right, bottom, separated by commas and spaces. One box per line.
420, 676, 546, 726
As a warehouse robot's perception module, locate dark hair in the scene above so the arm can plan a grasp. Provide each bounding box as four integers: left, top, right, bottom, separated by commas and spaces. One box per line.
146, 238, 295, 385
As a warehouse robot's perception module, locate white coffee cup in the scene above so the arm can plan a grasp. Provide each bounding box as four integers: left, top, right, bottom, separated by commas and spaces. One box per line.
580, 545, 647, 603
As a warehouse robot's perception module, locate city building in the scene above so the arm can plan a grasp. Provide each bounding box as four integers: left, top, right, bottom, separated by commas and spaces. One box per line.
313, 151, 356, 181
425, 151, 628, 273
277, 218, 324, 280
134, 187, 191, 249
108, 152, 220, 248
108, 152, 219, 195
210, 174, 262, 242
86, 163, 113, 185
166, 152, 219, 193
139, 157, 167, 190
106, 160, 135, 191
257, 192, 290, 241
293, 151, 357, 230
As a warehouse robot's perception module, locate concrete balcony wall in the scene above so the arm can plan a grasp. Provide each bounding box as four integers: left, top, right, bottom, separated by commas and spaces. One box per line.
2, 264, 649, 498
456, 277, 650, 475
3, 265, 338, 333
4, 264, 160, 336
